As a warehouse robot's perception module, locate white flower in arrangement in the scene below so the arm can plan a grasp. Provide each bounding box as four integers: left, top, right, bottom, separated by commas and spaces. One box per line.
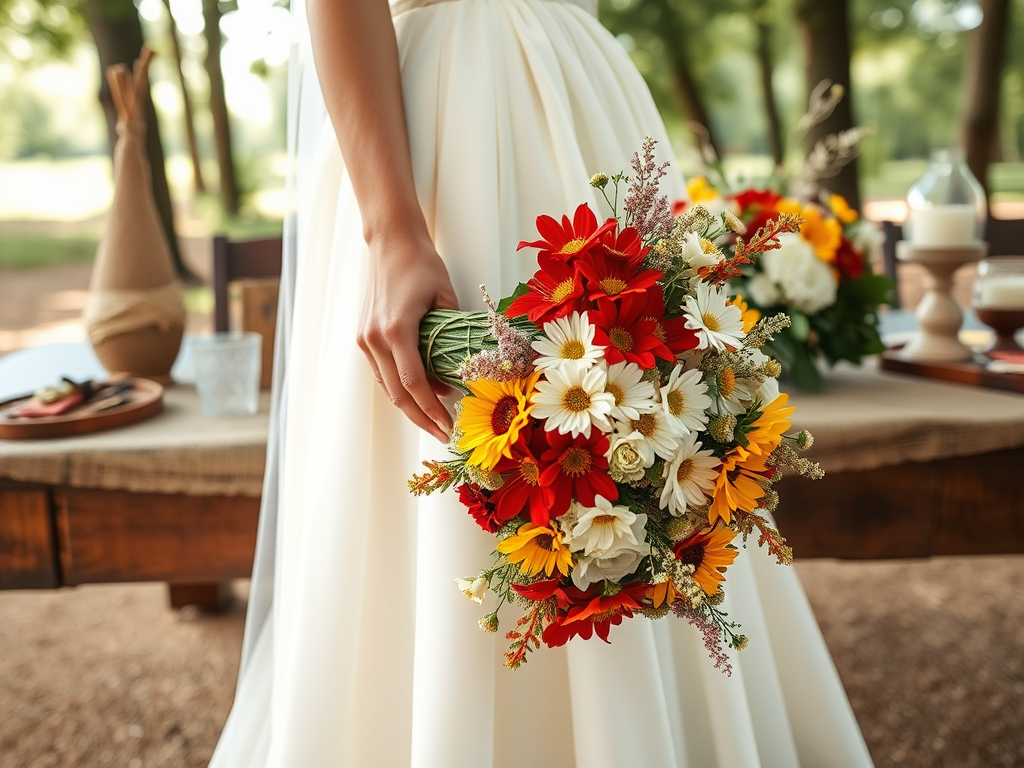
709, 364, 755, 416
748, 348, 781, 404
614, 408, 680, 466
660, 365, 712, 433
456, 576, 489, 604
746, 272, 782, 308
563, 495, 641, 556
603, 360, 656, 422
759, 233, 838, 315
682, 281, 745, 351
561, 498, 651, 590
532, 311, 604, 372
606, 433, 648, 482
660, 432, 721, 516
533, 364, 615, 438
681, 231, 724, 270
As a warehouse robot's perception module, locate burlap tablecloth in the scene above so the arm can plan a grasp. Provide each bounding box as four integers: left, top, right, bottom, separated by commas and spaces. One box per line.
789, 362, 1024, 473
0, 386, 269, 496
1, 363, 1022, 497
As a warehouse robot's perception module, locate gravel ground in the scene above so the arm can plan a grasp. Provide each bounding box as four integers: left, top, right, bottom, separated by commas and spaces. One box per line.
1, 557, 1022, 768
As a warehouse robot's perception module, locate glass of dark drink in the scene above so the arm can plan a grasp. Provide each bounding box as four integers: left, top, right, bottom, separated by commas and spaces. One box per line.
973, 257, 1024, 353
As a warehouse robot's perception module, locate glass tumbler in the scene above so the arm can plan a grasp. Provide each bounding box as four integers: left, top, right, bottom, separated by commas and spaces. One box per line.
191, 332, 262, 417
973, 257, 1024, 352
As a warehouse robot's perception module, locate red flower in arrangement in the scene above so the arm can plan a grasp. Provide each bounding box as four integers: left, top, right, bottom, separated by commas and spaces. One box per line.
733, 188, 783, 234
506, 253, 588, 325
539, 429, 617, 516
671, 199, 688, 217
542, 583, 648, 646
598, 225, 649, 264
518, 203, 617, 262
490, 429, 556, 527
457, 483, 506, 533
589, 294, 673, 369
833, 237, 865, 280
577, 250, 663, 303
640, 287, 699, 355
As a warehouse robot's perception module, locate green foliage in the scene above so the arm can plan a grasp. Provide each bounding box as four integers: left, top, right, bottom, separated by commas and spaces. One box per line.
0, 235, 98, 270
0, 0, 87, 64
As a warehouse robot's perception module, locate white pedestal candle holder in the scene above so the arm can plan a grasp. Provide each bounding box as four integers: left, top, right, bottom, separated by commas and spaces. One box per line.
896, 241, 988, 362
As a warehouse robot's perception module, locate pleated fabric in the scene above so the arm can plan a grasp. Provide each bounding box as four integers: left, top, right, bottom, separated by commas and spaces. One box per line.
210, 1, 875, 766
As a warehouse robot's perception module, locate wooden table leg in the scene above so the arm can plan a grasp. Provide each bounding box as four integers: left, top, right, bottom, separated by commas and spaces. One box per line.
167, 581, 234, 612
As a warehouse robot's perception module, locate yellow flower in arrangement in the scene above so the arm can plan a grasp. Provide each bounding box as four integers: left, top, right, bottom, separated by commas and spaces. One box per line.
673, 527, 740, 595
686, 176, 720, 203
737, 393, 795, 461
729, 295, 761, 334
829, 194, 859, 224
775, 198, 804, 216
456, 372, 540, 470
797, 205, 842, 262
496, 522, 574, 578
709, 451, 769, 525
648, 578, 682, 608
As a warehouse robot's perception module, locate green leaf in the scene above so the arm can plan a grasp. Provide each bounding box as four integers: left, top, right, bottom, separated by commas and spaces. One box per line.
496, 283, 530, 314
789, 311, 810, 342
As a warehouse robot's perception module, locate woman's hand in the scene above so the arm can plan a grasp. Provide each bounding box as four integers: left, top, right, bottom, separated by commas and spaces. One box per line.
358, 229, 459, 443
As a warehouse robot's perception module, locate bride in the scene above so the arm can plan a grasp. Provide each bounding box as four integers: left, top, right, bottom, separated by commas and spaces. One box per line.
210, 0, 875, 765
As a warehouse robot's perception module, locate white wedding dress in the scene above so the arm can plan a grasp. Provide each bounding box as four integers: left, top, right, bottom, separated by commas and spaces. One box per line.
210, 0, 875, 766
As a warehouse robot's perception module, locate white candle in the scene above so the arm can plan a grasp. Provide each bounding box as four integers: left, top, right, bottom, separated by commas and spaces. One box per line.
908, 204, 978, 246
979, 276, 1024, 309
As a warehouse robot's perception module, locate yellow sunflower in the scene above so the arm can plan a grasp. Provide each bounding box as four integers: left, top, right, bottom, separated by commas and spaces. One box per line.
496, 522, 573, 578
674, 526, 739, 594
709, 451, 769, 525
739, 393, 795, 460
456, 371, 539, 470
729, 295, 762, 333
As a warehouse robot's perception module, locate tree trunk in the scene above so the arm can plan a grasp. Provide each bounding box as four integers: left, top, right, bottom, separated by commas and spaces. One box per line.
754, 0, 784, 167
82, 0, 189, 279
202, 0, 240, 217
961, 0, 1012, 200
796, 0, 861, 210
649, 0, 722, 159
162, 0, 206, 194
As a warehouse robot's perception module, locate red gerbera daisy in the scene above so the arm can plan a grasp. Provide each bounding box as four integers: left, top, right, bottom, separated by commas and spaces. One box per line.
733, 188, 783, 235
457, 483, 506, 533
542, 583, 647, 646
590, 294, 673, 369
577, 250, 663, 303
518, 203, 617, 262
640, 287, 699, 355
598, 225, 649, 264
539, 429, 617, 516
834, 237, 865, 280
505, 253, 588, 324
490, 429, 556, 527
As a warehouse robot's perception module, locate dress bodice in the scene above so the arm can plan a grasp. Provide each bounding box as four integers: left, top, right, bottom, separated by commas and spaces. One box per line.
390, 0, 598, 18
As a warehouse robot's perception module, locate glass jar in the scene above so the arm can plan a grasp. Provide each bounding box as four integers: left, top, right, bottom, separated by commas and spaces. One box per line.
904, 147, 986, 246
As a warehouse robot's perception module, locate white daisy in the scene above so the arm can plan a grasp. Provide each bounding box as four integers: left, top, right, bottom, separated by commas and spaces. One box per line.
709, 364, 755, 416
562, 495, 640, 557
603, 360, 656, 422
532, 311, 604, 372
660, 432, 721, 516
613, 408, 680, 466
533, 364, 614, 438
660, 365, 712, 433
682, 282, 744, 351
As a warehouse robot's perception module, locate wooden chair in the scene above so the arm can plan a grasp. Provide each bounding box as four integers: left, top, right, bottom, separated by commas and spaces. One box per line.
211, 235, 284, 332
880, 216, 1024, 308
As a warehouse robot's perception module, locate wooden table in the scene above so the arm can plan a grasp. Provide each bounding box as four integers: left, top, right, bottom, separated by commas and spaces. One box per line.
2, 345, 1023, 612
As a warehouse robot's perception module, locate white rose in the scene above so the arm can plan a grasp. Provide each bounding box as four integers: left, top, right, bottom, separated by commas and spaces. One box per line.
747, 272, 781, 308
572, 546, 648, 590
567, 506, 651, 590
682, 231, 723, 269
607, 434, 648, 482
760, 233, 837, 314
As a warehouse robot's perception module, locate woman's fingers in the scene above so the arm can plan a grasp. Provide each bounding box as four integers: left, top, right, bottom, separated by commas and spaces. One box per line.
391, 327, 454, 434
369, 329, 449, 444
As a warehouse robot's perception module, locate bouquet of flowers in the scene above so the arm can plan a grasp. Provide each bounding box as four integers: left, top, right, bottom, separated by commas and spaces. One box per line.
681, 178, 894, 392
410, 139, 821, 673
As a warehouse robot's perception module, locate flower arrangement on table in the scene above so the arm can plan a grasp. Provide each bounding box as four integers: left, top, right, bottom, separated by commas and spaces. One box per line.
410, 139, 821, 673
678, 179, 894, 391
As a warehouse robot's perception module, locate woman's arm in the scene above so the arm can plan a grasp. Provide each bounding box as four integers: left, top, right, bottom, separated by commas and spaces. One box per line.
307, 0, 456, 443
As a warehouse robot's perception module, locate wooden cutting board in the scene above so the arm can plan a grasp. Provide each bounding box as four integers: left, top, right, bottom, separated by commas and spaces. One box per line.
0, 378, 164, 439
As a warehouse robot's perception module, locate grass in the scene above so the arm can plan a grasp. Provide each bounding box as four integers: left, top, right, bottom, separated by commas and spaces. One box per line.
0, 234, 98, 270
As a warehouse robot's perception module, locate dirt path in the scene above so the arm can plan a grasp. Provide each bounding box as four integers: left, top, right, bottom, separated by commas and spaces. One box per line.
1, 556, 1022, 768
